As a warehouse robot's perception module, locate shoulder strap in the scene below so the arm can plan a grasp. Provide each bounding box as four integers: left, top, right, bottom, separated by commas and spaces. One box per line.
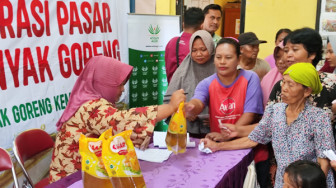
176, 37, 181, 67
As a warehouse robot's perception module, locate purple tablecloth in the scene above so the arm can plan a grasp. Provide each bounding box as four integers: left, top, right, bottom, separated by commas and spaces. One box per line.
47, 139, 253, 188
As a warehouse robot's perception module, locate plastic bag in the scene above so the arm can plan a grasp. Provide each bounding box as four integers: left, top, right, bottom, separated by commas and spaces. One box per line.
165, 102, 187, 154
102, 130, 146, 188
79, 134, 113, 188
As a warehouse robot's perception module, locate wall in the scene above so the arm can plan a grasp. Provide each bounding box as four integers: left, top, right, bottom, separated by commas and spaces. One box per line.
214, 0, 240, 36
244, 0, 318, 58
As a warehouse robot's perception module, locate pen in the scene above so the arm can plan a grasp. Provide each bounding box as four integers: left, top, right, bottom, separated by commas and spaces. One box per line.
164, 92, 188, 97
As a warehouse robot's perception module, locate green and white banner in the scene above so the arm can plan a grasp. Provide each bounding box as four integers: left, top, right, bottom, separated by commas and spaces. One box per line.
128, 14, 180, 130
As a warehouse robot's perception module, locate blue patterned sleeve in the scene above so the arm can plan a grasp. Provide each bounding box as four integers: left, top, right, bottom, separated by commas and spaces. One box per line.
248, 104, 274, 144
313, 109, 336, 158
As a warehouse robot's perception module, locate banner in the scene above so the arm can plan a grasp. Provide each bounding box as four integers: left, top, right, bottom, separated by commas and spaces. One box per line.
0, 0, 129, 149
127, 14, 180, 130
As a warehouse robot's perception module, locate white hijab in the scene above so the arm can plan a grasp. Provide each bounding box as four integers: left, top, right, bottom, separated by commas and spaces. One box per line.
329, 35, 336, 52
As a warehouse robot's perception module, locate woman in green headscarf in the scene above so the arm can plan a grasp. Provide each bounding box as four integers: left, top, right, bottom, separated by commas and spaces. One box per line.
200, 63, 335, 188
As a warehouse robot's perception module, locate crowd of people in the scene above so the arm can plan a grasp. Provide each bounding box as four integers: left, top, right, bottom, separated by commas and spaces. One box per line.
49, 3, 336, 188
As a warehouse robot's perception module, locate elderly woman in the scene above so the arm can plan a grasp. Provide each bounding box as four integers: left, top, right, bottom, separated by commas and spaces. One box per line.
185, 37, 263, 140
202, 63, 335, 188
165, 30, 215, 137
49, 56, 186, 182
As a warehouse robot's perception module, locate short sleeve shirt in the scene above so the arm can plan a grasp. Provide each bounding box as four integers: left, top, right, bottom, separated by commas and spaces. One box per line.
268, 72, 336, 138
192, 70, 264, 132
249, 102, 335, 188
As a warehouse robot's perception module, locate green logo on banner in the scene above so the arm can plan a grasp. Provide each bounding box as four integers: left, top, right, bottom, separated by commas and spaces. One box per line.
131, 79, 138, 89
142, 79, 148, 88
148, 24, 160, 42
142, 92, 149, 101
152, 66, 158, 75
131, 93, 138, 102
148, 25, 160, 35
142, 66, 148, 75
132, 66, 138, 76
152, 91, 158, 100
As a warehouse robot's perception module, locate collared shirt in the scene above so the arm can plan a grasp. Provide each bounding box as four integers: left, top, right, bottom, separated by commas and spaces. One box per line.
268, 72, 336, 138
249, 102, 335, 188
213, 33, 221, 46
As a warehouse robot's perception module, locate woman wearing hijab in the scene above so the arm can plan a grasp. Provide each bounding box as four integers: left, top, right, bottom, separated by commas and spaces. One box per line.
164, 30, 215, 137
201, 63, 335, 188
185, 38, 263, 141
49, 56, 186, 182
319, 36, 336, 73
325, 36, 336, 74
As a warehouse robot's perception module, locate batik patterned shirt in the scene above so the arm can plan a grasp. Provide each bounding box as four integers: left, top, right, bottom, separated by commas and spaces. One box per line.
49, 98, 157, 182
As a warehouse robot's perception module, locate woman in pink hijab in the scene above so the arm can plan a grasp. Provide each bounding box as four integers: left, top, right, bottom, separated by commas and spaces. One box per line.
49, 56, 185, 182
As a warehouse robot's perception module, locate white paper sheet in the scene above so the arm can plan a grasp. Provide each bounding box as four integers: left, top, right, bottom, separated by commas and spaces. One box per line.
323, 150, 336, 161
198, 141, 212, 154
153, 131, 196, 148
135, 148, 172, 163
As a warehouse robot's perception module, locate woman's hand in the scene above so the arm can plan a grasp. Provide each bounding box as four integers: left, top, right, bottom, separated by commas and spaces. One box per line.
219, 123, 238, 139
157, 89, 186, 122
201, 138, 220, 153
169, 89, 186, 111
331, 160, 336, 171
205, 132, 229, 142
185, 102, 197, 121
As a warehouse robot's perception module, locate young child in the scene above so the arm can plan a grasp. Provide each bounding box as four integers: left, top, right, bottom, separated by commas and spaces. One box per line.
283, 160, 327, 188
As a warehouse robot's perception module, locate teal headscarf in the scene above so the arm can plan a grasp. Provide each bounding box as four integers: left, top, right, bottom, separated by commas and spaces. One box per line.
283, 63, 322, 94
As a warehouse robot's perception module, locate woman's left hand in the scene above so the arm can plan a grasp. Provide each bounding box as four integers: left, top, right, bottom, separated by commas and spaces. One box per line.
201, 138, 220, 153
